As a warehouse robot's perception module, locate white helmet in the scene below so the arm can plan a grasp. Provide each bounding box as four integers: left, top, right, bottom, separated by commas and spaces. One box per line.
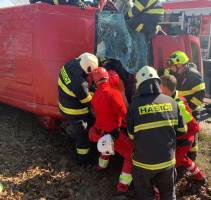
78, 52, 98, 74
97, 134, 115, 156
136, 66, 160, 89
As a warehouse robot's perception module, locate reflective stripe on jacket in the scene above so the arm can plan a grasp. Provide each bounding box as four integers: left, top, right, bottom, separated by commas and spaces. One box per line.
58, 59, 92, 119
177, 64, 205, 111
173, 91, 200, 147
127, 93, 186, 170
127, 7, 164, 32
127, 0, 158, 18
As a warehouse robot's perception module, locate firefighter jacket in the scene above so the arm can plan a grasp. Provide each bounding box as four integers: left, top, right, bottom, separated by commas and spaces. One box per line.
58, 59, 92, 120
177, 63, 205, 112
127, 92, 187, 171
91, 82, 126, 132
173, 91, 200, 147
126, 0, 164, 34
127, 6, 164, 34
127, 0, 158, 18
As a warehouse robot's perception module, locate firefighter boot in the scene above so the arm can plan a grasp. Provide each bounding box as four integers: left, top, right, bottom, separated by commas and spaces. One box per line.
76, 149, 94, 166
183, 157, 207, 183
192, 170, 207, 183
76, 154, 90, 166
116, 172, 132, 193
117, 182, 129, 193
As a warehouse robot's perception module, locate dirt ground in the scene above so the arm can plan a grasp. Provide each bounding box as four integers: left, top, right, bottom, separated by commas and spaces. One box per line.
0, 104, 211, 200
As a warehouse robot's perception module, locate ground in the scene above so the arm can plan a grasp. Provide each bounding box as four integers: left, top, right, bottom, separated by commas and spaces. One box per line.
0, 104, 211, 200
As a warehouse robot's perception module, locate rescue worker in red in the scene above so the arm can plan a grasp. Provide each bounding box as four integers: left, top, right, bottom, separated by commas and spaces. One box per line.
127, 66, 187, 200
168, 51, 206, 161
160, 75, 206, 183
58, 52, 98, 165
88, 67, 134, 194
108, 70, 128, 106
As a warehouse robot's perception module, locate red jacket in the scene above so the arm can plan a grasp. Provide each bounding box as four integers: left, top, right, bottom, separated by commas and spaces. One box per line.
91, 82, 126, 132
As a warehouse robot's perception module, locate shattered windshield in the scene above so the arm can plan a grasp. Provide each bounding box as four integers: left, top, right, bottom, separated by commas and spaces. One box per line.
96, 11, 148, 74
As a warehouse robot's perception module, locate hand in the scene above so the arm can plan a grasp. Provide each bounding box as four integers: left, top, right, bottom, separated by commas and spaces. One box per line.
78, 1, 87, 10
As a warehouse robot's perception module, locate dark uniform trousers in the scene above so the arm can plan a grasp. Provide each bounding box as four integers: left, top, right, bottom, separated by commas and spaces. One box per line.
66, 116, 94, 157
132, 166, 176, 200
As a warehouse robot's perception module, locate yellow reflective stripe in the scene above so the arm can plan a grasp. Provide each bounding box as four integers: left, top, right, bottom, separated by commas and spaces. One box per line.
128, 9, 134, 18
179, 90, 193, 97
134, 0, 144, 12
134, 119, 178, 133
164, 68, 170, 76
177, 99, 193, 123
90, 92, 94, 96
61, 66, 71, 85
192, 83, 205, 93
179, 83, 205, 97
190, 97, 203, 106
128, 133, 134, 140
99, 157, 109, 168
119, 173, 133, 185
80, 94, 92, 104
58, 78, 76, 97
53, 0, 59, 4
139, 103, 173, 115
177, 125, 187, 133
133, 158, 176, 170
145, 8, 165, 15
146, 0, 157, 8
59, 103, 89, 115
77, 148, 90, 155
189, 144, 198, 152
174, 90, 179, 99
135, 24, 144, 32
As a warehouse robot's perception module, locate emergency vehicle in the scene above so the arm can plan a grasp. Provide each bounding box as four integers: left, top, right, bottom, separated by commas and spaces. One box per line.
0, 3, 204, 130
162, 0, 211, 98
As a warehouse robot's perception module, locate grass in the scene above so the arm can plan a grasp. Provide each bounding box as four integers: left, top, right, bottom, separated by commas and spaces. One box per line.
197, 121, 211, 185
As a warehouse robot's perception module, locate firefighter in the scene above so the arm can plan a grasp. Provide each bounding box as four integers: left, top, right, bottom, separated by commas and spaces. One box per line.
127, 66, 187, 200
88, 67, 134, 193
168, 51, 206, 161
160, 75, 206, 183
126, 0, 164, 39
58, 52, 98, 165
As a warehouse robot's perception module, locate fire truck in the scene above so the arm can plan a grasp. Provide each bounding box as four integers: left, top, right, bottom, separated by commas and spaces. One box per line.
0, 3, 205, 130
162, 0, 211, 98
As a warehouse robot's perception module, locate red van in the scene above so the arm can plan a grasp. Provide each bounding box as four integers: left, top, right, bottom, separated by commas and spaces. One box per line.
0, 3, 203, 130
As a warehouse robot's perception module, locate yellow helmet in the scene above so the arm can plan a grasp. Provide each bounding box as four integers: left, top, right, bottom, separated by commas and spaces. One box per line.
168, 51, 189, 66
136, 66, 160, 88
